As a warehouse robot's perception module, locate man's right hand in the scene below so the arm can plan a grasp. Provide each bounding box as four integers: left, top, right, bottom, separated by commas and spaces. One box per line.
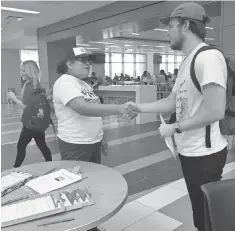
121, 102, 141, 120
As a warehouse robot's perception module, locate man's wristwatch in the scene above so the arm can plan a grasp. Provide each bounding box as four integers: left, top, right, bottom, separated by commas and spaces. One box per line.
174, 122, 182, 134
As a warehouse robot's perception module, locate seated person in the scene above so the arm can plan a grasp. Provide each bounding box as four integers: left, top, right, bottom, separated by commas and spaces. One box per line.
171, 69, 178, 82
141, 71, 153, 85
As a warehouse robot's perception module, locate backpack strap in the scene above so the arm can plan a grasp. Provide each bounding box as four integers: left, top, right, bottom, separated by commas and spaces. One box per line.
190, 45, 220, 148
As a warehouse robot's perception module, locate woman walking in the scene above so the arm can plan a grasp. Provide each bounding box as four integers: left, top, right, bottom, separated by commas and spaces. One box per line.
8, 60, 52, 167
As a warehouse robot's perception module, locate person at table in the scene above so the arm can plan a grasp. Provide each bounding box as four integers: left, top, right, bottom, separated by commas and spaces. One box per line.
171, 68, 178, 82
159, 69, 168, 81
141, 70, 153, 85
113, 74, 119, 82
7, 60, 52, 167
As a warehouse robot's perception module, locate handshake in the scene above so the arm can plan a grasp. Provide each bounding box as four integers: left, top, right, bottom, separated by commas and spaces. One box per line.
120, 102, 141, 120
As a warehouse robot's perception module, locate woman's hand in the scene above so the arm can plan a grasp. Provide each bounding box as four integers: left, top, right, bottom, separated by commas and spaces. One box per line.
7, 92, 16, 100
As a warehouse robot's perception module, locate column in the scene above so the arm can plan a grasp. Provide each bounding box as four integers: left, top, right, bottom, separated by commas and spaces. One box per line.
146, 53, 154, 75
221, 1, 235, 64
38, 37, 76, 90
1, 49, 21, 103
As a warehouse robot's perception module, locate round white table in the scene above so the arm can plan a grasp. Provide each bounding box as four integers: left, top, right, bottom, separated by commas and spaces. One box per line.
1, 161, 128, 231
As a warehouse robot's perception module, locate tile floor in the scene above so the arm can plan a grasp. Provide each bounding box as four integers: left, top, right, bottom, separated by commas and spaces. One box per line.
1, 104, 235, 231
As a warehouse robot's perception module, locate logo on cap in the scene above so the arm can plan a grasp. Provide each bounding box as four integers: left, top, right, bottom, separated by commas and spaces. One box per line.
73, 47, 87, 56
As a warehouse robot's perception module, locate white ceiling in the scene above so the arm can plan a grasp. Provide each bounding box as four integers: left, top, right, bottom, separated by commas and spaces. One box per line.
74, 16, 221, 55
1, 1, 117, 49
1, 1, 221, 55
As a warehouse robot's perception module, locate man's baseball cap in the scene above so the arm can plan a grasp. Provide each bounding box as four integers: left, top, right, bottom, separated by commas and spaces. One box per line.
160, 2, 210, 25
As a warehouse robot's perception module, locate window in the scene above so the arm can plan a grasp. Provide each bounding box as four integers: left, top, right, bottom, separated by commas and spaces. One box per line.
176, 55, 183, 63
159, 63, 166, 72
105, 53, 110, 62
105, 53, 147, 78
159, 54, 185, 74
136, 63, 146, 77
124, 63, 134, 77
105, 63, 109, 77
162, 55, 167, 63
176, 63, 181, 69
167, 63, 175, 74
111, 53, 122, 62
111, 63, 122, 77
136, 54, 146, 62
168, 55, 174, 63
124, 54, 134, 62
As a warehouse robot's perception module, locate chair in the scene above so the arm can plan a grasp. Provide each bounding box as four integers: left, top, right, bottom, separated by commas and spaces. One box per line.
201, 179, 235, 231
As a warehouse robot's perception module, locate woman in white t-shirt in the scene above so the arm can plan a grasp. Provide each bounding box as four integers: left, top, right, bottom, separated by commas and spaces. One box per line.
53, 50, 139, 167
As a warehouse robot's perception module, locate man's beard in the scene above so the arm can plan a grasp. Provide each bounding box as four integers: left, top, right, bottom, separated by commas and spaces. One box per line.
170, 37, 183, 51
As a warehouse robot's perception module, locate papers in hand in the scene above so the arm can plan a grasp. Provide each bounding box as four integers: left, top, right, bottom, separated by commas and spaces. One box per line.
160, 114, 177, 159
26, 169, 82, 194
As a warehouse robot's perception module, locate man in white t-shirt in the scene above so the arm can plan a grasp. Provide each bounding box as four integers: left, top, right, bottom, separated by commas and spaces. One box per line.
126, 3, 228, 231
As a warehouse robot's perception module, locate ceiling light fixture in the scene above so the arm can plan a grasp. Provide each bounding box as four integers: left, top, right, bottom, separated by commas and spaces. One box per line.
205, 37, 215, 40
1, 6, 40, 14
124, 44, 132, 47
86, 48, 99, 50
154, 28, 169, 32
106, 45, 120, 48
90, 41, 113, 45
206, 26, 214, 30
141, 45, 152, 47
131, 33, 139, 35
155, 45, 165, 48
76, 44, 91, 47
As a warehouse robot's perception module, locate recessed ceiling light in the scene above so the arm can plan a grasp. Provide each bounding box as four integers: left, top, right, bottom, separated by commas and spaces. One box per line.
206, 27, 214, 30
86, 48, 99, 50
76, 44, 91, 47
106, 45, 120, 48
90, 41, 113, 45
131, 33, 139, 35
155, 45, 165, 48
141, 45, 152, 47
124, 44, 132, 47
1, 6, 40, 14
205, 37, 215, 40
154, 28, 169, 32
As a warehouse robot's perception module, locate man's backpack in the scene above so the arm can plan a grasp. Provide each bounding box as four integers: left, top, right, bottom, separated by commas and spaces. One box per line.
21, 88, 51, 132
190, 46, 235, 148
